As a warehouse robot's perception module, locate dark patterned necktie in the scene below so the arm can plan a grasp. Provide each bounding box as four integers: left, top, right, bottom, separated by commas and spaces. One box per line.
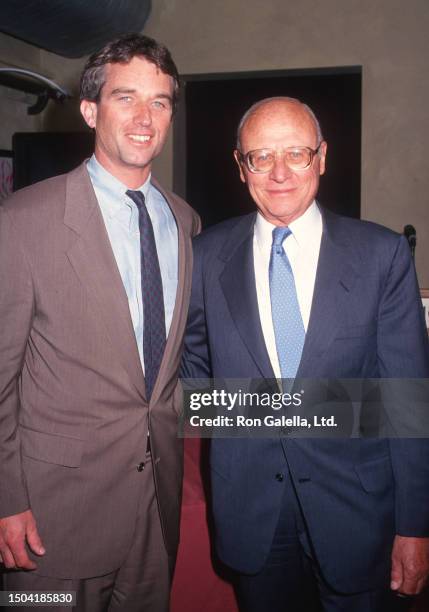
126, 190, 166, 400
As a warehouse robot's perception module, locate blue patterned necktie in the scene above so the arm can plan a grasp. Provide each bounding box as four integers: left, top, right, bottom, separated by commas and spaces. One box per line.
126, 190, 166, 400
269, 227, 305, 381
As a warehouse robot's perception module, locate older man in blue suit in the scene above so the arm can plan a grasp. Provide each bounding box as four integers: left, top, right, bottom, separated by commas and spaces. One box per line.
182, 97, 429, 611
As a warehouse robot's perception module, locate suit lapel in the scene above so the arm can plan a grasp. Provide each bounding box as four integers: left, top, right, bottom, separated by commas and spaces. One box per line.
64, 164, 146, 399
148, 180, 192, 404
219, 214, 275, 379
218, 208, 360, 381
297, 209, 360, 377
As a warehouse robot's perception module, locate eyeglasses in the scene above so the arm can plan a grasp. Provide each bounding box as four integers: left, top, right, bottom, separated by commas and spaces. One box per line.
237, 145, 321, 173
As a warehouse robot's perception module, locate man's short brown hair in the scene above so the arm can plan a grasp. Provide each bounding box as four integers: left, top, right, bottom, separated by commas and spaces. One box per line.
80, 33, 180, 112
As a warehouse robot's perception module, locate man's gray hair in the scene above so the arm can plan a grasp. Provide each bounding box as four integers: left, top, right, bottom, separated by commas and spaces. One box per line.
236, 96, 323, 150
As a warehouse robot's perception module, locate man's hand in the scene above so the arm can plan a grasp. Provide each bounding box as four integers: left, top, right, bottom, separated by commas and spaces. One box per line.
391, 535, 429, 595
0, 509, 45, 570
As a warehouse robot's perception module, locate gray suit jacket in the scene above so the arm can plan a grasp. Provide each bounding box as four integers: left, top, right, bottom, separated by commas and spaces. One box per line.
0, 162, 200, 578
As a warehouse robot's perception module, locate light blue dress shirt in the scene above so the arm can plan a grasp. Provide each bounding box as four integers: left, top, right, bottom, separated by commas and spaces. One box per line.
87, 155, 178, 372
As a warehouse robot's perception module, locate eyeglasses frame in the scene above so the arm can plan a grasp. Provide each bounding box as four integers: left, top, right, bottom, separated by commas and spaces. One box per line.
236, 144, 322, 174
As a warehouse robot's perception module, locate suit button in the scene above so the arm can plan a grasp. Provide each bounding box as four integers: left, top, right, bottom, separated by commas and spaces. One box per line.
137, 462, 145, 472
275, 473, 284, 482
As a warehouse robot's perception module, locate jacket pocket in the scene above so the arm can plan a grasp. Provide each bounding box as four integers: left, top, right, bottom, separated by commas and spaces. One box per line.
20, 425, 85, 468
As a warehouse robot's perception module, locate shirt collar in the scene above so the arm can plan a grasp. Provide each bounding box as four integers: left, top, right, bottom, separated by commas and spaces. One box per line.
254, 200, 321, 249
87, 154, 151, 219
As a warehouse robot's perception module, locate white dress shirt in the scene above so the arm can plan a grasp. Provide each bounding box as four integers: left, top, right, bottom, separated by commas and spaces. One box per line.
253, 201, 323, 378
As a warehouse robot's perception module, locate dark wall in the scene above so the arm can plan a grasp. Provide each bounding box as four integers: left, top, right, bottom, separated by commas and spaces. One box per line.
13, 132, 94, 190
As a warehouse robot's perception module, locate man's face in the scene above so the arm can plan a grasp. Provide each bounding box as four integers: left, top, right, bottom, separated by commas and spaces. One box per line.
234, 100, 327, 226
80, 56, 174, 187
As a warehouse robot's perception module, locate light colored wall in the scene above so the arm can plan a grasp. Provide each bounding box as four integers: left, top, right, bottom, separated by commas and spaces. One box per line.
0, 34, 43, 148
39, 48, 86, 132
145, 0, 429, 285
0, 33, 87, 146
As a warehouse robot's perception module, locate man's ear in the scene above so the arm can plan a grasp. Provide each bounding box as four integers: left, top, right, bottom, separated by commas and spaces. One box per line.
233, 150, 246, 184
80, 100, 98, 129
318, 141, 327, 176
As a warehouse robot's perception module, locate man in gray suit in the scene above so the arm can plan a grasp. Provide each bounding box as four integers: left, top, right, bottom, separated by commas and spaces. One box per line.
0, 34, 200, 611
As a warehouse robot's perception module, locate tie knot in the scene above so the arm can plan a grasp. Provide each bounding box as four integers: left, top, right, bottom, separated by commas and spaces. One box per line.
272, 226, 292, 248
126, 189, 145, 209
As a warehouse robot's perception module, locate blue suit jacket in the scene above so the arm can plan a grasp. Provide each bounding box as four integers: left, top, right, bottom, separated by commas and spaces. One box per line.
182, 208, 429, 593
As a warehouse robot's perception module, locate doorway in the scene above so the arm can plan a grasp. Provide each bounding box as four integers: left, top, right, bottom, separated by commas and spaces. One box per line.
174, 66, 361, 228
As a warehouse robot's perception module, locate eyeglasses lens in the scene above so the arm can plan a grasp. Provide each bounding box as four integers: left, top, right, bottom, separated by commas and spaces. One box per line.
247, 148, 313, 172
